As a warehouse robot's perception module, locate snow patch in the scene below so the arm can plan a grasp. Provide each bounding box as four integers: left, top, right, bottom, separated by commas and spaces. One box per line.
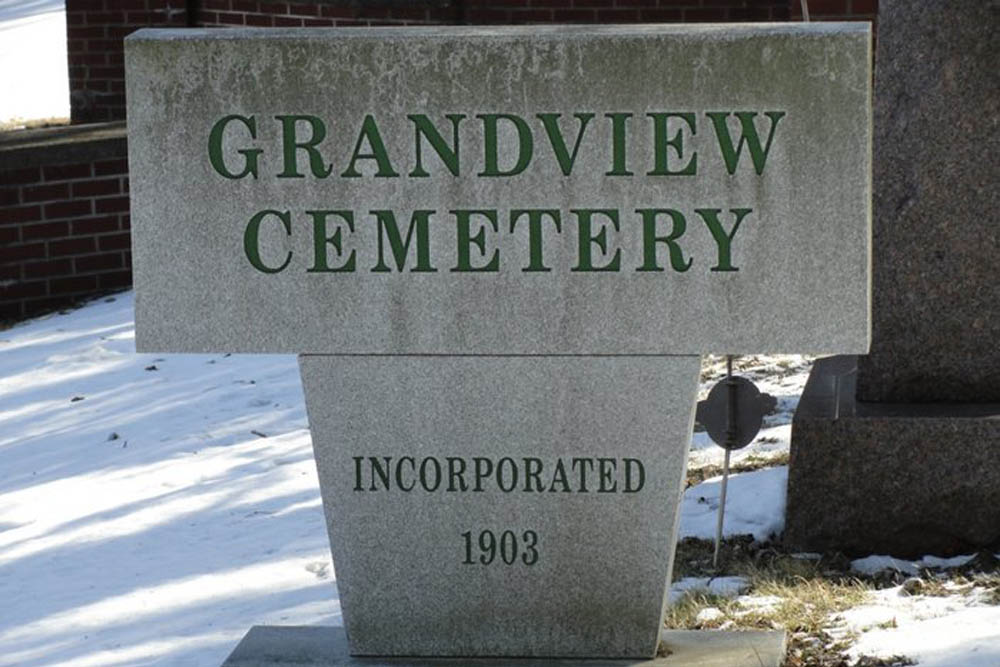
679, 466, 787, 542
852, 553, 977, 576
843, 586, 1000, 667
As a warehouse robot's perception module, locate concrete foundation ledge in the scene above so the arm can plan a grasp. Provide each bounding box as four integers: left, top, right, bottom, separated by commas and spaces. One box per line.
221, 626, 787, 666
0, 121, 126, 168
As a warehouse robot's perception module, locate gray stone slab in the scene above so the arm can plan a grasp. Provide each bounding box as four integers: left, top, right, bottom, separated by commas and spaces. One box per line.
786, 355, 1000, 557
298, 355, 700, 657
221, 626, 787, 667
856, 0, 1000, 402
126, 24, 871, 356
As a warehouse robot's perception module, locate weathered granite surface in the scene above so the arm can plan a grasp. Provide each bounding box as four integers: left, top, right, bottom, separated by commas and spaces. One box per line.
220, 626, 788, 667
299, 355, 699, 657
126, 25, 871, 356
856, 0, 1000, 402
786, 356, 1000, 557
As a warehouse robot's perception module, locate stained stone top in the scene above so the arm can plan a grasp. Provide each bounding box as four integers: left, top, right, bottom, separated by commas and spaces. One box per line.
856, 0, 1000, 402
126, 24, 871, 356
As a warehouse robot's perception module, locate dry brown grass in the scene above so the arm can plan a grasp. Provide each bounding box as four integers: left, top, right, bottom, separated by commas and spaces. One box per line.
668, 538, 888, 666
685, 451, 790, 488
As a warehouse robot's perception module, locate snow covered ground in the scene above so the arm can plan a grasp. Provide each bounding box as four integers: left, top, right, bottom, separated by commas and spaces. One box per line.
0, 0, 69, 127
1, 293, 997, 666
0, 295, 337, 666
840, 584, 1000, 667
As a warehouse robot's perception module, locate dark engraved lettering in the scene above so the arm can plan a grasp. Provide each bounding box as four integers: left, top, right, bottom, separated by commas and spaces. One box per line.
447, 456, 468, 492
597, 458, 618, 493
353, 456, 363, 491
396, 456, 416, 492
352, 456, 647, 494
497, 457, 518, 492
624, 458, 645, 493
473, 457, 494, 492
419, 457, 442, 492
571, 457, 596, 492
523, 457, 544, 492
462, 529, 539, 566
368, 456, 392, 491
548, 459, 571, 493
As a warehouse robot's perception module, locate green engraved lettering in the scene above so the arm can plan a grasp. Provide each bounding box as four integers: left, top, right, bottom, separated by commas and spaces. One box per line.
371, 209, 436, 273
636, 208, 692, 272
509, 209, 562, 272
537, 112, 594, 176
648, 112, 697, 176
306, 210, 355, 273
409, 114, 464, 177
605, 113, 633, 176
208, 114, 261, 179
571, 209, 621, 272
451, 209, 500, 272
275, 115, 332, 178
342, 114, 400, 178
477, 114, 533, 176
696, 208, 752, 271
244, 209, 292, 274
706, 111, 786, 175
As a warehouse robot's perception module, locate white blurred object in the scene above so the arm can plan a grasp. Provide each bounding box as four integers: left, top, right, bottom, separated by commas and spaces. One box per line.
0, 1, 69, 126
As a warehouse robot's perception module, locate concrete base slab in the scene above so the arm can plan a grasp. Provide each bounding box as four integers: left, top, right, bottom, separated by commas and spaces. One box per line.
787, 355, 1000, 557
221, 626, 787, 667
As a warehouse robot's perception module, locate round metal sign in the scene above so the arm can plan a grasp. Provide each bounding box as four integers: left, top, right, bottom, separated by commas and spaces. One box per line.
695, 376, 776, 451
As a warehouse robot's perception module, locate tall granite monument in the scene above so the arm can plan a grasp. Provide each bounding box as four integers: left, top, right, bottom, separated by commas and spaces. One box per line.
125, 24, 871, 661
787, 0, 1000, 557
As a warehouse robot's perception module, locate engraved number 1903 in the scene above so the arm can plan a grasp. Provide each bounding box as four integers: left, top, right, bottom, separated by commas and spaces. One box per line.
461, 529, 538, 566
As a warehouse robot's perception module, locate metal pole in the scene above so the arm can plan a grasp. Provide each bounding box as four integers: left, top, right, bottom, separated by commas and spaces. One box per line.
712, 355, 736, 569
712, 447, 731, 569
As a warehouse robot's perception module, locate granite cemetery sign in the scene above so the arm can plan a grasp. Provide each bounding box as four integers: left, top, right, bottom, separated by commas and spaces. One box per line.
125, 24, 871, 659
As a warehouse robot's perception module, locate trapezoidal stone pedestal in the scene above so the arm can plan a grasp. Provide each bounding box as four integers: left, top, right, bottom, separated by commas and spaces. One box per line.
299, 355, 700, 658
786, 356, 1000, 558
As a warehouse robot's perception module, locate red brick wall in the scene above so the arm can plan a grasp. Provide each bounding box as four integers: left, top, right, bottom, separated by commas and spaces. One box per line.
197, 0, 454, 26
67, 0, 191, 124
0, 143, 130, 321
194, 0, 791, 27
790, 0, 876, 21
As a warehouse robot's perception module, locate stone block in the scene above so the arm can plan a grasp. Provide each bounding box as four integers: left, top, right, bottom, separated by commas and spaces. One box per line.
220, 626, 788, 667
786, 356, 1000, 557
856, 0, 1000, 402
298, 355, 700, 657
126, 24, 872, 356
